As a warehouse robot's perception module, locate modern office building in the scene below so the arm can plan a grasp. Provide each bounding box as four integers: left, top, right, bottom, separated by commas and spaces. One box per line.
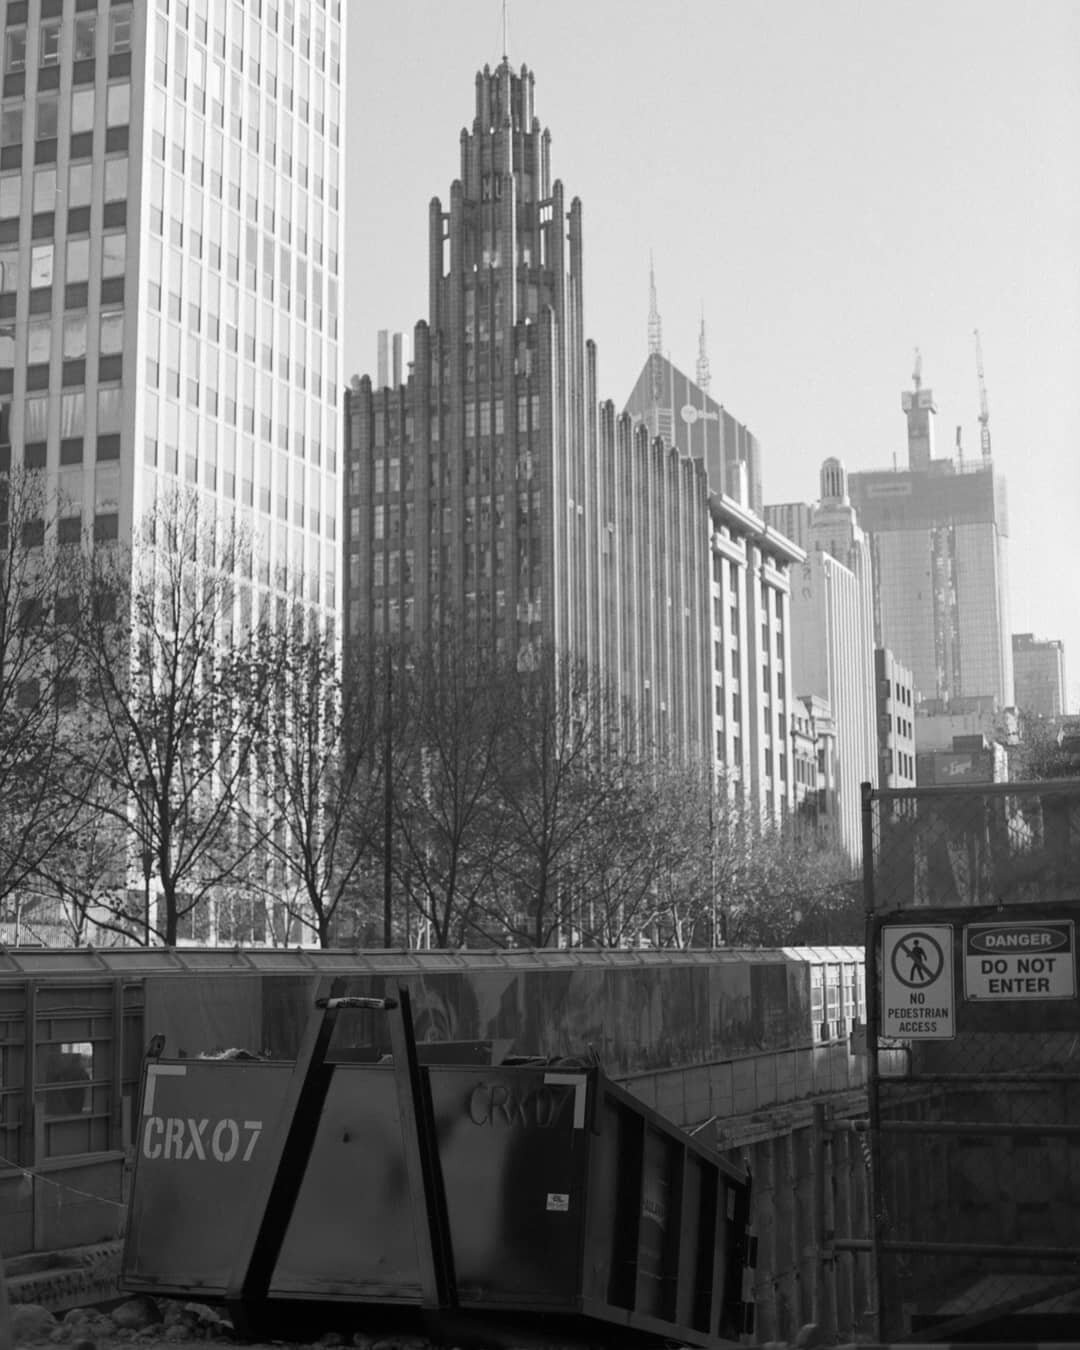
1, 0, 344, 617
344, 58, 801, 822
622, 275, 763, 514
847, 365, 1013, 709
1012, 633, 1068, 719
766, 459, 878, 858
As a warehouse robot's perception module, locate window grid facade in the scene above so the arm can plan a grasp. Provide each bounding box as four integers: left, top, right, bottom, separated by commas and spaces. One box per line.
1, 0, 344, 622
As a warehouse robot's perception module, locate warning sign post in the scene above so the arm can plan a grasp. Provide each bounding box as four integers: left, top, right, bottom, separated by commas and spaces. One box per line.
881, 925, 955, 1039
963, 920, 1076, 1001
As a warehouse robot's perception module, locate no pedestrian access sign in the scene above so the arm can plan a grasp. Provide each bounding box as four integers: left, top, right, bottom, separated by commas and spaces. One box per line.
963, 920, 1076, 1001
881, 925, 955, 1039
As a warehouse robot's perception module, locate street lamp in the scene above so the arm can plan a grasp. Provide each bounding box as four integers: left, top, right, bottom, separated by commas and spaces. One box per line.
138, 775, 154, 945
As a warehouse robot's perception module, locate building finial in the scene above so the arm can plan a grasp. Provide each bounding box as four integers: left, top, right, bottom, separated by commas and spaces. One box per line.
648, 252, 662, 356
696, 306, 711, 394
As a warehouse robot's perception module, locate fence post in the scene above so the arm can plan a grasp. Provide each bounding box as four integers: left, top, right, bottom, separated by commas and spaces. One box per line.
811, 1101, 828, 1333
860, 782, 887, 1340
0, 1242, 11, 1350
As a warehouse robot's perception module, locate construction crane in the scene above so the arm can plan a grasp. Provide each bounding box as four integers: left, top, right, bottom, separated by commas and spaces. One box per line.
974, 328, 991, 459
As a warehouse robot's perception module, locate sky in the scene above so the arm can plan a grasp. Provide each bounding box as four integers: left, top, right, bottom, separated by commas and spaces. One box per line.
346, 1, 1080, 713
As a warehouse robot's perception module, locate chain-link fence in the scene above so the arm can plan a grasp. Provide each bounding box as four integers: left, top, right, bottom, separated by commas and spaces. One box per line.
858, 780, 1080, 1341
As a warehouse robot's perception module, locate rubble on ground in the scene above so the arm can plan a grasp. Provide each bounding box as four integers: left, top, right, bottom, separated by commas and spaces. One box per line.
9, 1293, 820, 1349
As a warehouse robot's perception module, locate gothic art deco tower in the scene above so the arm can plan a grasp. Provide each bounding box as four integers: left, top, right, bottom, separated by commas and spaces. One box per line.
345, 60, 603, 671
344, 58, 799, 800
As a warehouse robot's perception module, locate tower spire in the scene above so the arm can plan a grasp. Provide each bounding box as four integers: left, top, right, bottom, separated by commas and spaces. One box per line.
696, 307, 711, 394
648, 252, 662, 356
501, 0, 509, 63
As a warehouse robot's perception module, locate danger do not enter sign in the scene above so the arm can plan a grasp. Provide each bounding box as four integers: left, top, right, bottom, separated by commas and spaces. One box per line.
964, 921, 1076, 1001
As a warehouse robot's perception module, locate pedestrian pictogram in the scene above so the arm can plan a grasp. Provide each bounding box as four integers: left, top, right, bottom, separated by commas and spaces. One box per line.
881, 925, 955, 1040
890, 931, 945, 989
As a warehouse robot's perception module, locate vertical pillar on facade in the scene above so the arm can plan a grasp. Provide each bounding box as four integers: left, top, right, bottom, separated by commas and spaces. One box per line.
446, 180, 467, 623
412, 322, 431, 634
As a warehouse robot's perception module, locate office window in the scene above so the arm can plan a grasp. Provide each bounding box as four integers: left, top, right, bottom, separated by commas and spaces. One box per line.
63, 315, 87, 359
37, 95, 59, 140
30, 243, 53, 286
0, 173, 19, 219
61, 391, 86, 437
40, 22, 62, 66
101, 232, 126, 278
74, 17, 96, 62
33, 167, 56, 213
28, 320, 51, 364
68, 162, 92, 208
4, 31, 27, 74
109, 12, 132, 55
1, 105, 24, 148
0, 245, 16, 291
97, 387, 122, 435
70, 87, 95, 135
100, 311, 123, 355
106, 83, 130, 128
103, 156, 127, 202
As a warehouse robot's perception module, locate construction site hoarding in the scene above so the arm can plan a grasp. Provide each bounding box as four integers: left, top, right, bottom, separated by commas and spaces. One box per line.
853, 780, 1080, 1342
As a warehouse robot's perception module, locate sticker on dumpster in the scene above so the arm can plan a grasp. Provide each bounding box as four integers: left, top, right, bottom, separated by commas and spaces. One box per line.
963, 921, 1075, 1000
546, 1192, 570, 1211
881, 925, 955, 1039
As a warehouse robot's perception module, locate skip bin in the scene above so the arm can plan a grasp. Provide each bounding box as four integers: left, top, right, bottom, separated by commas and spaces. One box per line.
122, 985, 753, 1347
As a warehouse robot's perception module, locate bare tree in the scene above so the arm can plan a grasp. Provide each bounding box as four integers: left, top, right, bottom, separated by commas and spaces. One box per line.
70, 491, 277, 945
564, 758, 671, 948
241, 625, 387, 948
386, 639, 511, 948
0, 468, 90, 912
484, 652, 629, 947
28, 791, 128, 946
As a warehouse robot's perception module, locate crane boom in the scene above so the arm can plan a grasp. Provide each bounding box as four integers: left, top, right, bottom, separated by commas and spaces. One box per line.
974, 328, 991, 459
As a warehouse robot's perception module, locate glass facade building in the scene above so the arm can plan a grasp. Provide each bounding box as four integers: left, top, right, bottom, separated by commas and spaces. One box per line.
847, 375, 1012, 710
1, 0, 344, 619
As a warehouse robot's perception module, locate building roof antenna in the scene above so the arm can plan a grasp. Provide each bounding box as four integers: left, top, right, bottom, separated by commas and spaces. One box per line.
648, 252, 662, 356
974, 328, 992, 459
501, 0, 509, 63
912, 347, 922, 392
696, 305, 711, 394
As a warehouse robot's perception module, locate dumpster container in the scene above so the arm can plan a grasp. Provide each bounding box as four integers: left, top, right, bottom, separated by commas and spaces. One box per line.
122, 985, 753, 1347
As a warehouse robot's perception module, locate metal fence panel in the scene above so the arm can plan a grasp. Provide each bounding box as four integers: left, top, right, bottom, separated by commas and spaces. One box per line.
859, 780, 1080, 1341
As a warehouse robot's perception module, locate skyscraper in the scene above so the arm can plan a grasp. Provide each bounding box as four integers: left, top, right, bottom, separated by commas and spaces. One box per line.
1012, 633, 1068, 719
622, 267, 763, 514
345, 60, 595, 667
343, 57, 801, 822
847, 365, 1012, 709
1, 0, 344, 617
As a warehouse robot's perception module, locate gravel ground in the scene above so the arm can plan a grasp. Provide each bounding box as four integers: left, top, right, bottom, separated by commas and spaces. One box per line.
7, 1297, 444, 1350
7, 1295, 821, 1350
